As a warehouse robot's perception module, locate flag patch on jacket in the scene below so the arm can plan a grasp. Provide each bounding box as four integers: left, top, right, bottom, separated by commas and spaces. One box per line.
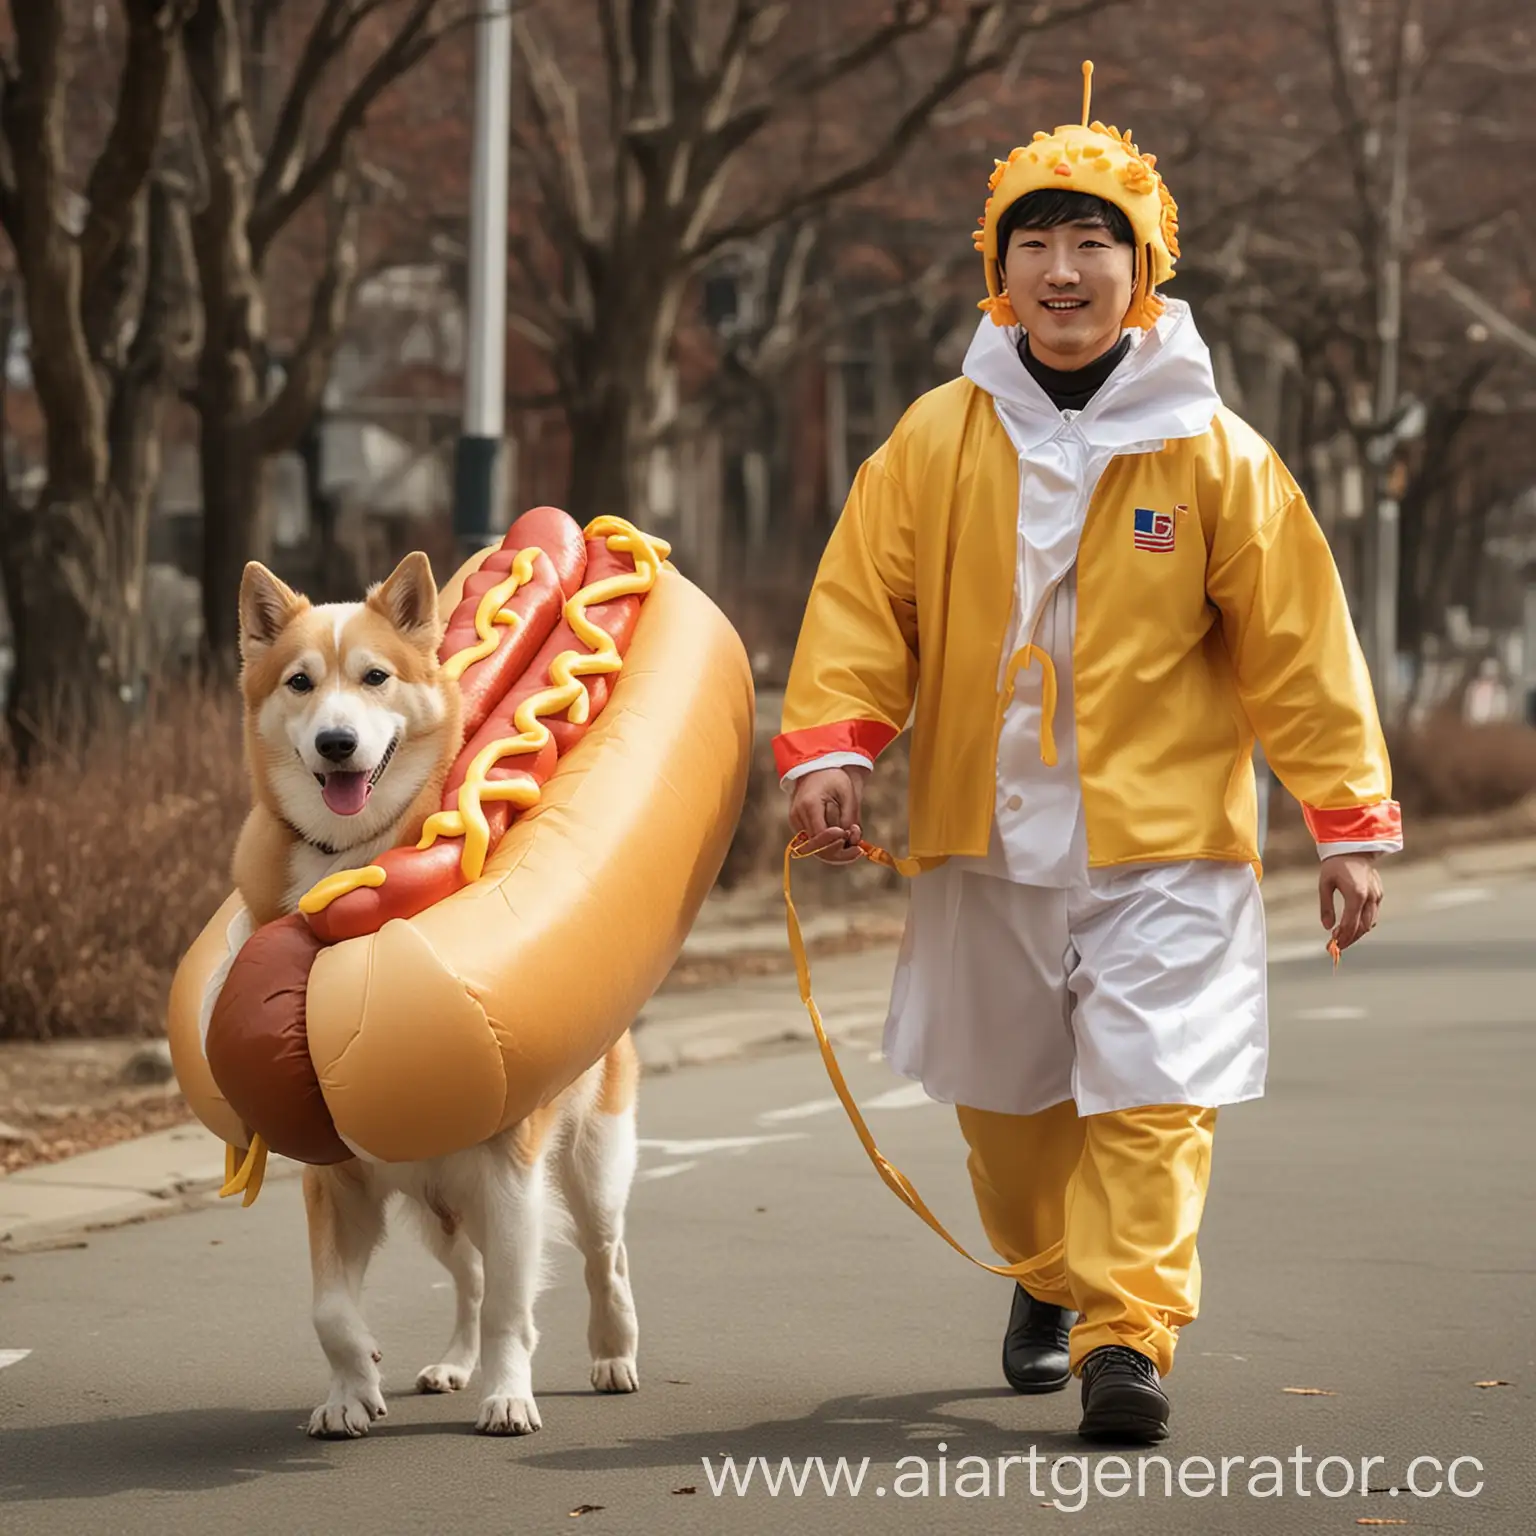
1132, 507, 1175, 552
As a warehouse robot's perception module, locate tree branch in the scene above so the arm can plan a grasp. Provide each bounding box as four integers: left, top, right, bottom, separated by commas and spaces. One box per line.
1, 0, 107, 499
1320, 0, 1382, 259
597, 0, 636, 151
79, 0, 194, 296
248, 0, 468, 260
254, 0, 388, 227
514, 14, 598, 240
254, 172, 360, 454
690, 1, 1060, 260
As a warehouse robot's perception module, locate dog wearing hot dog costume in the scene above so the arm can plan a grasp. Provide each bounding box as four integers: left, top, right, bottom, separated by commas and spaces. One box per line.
230, 539, 642, 1439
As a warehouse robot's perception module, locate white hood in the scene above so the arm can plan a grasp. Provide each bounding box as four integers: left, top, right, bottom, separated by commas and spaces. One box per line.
960, 297, 1220, 456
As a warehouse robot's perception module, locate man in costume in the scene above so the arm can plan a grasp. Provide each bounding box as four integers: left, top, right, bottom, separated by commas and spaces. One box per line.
773, 64, 1400, 1444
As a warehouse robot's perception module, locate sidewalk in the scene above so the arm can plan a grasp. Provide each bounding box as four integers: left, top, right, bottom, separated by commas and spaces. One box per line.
6, 836, 1534, 1254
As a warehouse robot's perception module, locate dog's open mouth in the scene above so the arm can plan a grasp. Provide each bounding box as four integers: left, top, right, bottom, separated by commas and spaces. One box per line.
313, 734, 399, 817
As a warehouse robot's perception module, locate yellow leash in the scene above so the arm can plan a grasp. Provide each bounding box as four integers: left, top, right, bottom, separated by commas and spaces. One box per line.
783, 833, 1045, 1281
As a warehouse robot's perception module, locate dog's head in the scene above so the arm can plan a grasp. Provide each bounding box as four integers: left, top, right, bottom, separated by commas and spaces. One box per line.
237, 553, 458, 842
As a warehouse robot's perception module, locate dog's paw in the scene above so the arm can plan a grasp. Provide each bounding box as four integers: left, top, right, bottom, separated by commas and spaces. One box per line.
475, 1393, 542, 1435
416, 1362, 473, 1394
591, 1357, 639, 1394
307, 1381, 388, 1439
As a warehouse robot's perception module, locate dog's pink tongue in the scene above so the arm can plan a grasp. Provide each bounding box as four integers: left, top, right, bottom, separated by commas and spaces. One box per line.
321, 772, 371, 816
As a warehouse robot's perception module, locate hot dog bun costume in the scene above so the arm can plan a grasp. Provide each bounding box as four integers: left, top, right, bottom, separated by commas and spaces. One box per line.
168, 510, 754, 1197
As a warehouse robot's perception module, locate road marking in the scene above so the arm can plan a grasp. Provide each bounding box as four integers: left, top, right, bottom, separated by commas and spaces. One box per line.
636, 1161, 699, 1183
1296, 1006, 1366, 1021
758, 1098, 842, 1124
0, 1350, 31, 1370
758, 1083, 933, 1126
1423, 887, 1492, 909
637, 1134, 806, 1157
863, 1083, 934, 1111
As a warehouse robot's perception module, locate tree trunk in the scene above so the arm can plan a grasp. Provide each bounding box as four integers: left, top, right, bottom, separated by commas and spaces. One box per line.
199, 407, 263, 666
563, 271, 682, 530
297, 414, 356, 603
566, 391, 642, 529
0, 497, 135, 768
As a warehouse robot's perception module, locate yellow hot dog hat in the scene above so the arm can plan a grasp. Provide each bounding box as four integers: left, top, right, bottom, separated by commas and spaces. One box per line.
975, 61, 1180, 332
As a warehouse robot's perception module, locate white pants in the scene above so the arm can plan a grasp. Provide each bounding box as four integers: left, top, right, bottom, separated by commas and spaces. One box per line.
882, 859, 1268, 1117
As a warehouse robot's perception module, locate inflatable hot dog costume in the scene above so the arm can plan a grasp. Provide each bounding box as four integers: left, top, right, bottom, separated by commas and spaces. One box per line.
167, 510, 754, 1201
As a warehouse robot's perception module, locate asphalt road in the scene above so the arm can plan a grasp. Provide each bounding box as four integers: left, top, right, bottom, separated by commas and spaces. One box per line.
2, 877, 1533, 1535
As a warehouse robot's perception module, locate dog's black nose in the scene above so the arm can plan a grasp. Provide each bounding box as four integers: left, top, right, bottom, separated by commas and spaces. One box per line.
315, 728, 358, 763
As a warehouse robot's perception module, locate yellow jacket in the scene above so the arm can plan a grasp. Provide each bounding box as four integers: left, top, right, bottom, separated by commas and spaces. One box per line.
775, 325, 1400, 869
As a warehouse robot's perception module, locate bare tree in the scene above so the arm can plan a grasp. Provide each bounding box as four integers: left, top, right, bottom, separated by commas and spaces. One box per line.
0, 1, 200, 767
501, 0, 1115, 531
180, 0, 473, 667
1134, 0, 1536, 692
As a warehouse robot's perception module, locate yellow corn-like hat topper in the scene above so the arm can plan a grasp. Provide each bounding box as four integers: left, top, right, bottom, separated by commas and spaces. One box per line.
975, 61, 1180, 331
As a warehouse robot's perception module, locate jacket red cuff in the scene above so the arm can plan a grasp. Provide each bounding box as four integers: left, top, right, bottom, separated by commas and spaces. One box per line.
1302, 799, 1403, 847
772, 720, 899, 779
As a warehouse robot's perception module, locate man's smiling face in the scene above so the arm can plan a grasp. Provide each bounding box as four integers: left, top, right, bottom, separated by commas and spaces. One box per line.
1002, 218, 1135, 371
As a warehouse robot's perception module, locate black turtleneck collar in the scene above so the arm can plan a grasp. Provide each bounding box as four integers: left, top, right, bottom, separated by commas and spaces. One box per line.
1018, 333, 1131, 412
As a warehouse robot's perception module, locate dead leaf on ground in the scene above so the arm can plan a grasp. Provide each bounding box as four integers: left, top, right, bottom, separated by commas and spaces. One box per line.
1474, 1379, 1511, 1388
568, 1506, 604, 1518
1356, 1520, 1409, 1527
1283, 1386, 1338, 1396
672, 1486, 696, 1495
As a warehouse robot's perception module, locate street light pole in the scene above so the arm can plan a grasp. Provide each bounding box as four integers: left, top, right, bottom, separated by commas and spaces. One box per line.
452, 0, 512, 565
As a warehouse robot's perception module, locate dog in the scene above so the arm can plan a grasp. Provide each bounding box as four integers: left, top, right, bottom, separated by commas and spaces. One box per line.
233, 554, 641, 1438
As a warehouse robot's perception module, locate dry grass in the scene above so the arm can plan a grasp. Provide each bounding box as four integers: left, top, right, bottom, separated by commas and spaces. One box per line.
0, 686, 247, 1041
1387, 719, 1536, 817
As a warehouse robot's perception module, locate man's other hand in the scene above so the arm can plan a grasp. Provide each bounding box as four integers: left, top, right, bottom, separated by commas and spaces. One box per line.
788, 766, 867, 867
1319, 852, 1384, 952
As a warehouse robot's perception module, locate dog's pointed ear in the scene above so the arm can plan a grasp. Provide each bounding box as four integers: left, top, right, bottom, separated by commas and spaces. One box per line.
367, 551, 442, 651
239, 562, 307, 660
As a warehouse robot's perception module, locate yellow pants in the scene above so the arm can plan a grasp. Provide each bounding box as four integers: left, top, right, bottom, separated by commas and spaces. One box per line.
956, 1099, 1217, 1378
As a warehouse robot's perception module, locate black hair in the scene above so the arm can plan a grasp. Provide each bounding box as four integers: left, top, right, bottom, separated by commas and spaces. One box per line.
997, 189, 1134, 258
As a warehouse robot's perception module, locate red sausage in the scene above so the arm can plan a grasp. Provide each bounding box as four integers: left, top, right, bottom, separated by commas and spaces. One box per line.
442, 507, 588, 742
306, 532, 649, 943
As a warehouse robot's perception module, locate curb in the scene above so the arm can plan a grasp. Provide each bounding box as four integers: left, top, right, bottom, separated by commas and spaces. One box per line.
0, 1124, 299, 1254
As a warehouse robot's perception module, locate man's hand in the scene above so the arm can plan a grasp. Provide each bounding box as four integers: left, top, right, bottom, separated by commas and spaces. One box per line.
787, 766, 867, 867
1319, 852, 1384, 952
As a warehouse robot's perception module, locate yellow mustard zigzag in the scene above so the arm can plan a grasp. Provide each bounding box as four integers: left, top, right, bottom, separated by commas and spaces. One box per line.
418, 515, 670, 882
298, 515, 670, 917
440, 546, 540, 683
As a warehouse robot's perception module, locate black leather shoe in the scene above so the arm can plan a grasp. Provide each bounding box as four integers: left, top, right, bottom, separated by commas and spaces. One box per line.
1078, 1344, 1170, 1443
1002, 1285, 1077, 1394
